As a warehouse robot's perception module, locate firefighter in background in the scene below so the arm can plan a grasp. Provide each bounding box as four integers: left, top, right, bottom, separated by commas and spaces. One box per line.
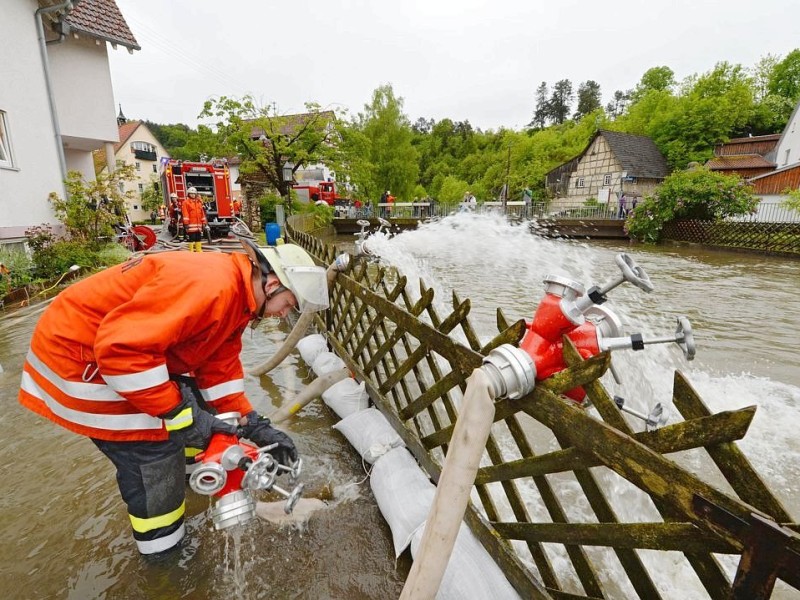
157, 204, 166, 224
182, 187, 207, 252
18, 239, 329, 555
232, 198, 242, 218
168, 192, 181, 237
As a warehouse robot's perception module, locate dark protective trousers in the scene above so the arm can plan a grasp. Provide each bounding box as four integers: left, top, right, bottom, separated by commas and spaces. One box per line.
92, 438, 186, 555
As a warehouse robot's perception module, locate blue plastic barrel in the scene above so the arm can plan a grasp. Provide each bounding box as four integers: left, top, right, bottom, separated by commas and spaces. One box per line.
265, 222, 281, 246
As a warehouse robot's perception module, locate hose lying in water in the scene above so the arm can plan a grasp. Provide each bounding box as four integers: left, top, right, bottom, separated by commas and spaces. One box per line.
399, 368, 496, 600
249, 311, 315, 376
248, 260, 348, 377
268, 367, 350, 425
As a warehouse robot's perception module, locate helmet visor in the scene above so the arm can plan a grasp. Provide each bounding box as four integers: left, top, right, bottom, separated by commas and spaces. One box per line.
282, 265, 329, 313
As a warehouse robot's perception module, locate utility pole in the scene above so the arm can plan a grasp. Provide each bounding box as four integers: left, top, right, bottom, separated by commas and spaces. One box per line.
503, 144, 511, 211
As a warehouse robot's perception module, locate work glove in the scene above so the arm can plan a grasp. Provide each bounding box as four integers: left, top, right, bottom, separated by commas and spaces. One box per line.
161, 399, 237, 450
237, 411, 298, 468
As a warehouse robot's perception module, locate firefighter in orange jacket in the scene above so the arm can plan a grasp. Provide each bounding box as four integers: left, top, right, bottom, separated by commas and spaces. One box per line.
182, 187, 207, 252
18, 239, 329, 555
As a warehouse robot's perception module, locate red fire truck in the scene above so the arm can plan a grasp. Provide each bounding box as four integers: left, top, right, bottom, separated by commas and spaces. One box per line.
292, 180, 343, 206
160, 159, 235, 239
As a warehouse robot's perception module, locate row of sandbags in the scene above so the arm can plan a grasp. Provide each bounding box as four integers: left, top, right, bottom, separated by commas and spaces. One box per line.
296, 333, 521, 600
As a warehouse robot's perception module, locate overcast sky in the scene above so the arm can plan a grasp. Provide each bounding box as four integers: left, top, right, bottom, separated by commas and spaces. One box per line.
108, 0, 798, 132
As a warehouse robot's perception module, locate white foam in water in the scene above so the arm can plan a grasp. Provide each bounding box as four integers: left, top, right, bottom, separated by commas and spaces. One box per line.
364, 212, 800, 597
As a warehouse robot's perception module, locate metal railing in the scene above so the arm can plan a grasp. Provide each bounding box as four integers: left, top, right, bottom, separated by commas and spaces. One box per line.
334, 199, 800, 224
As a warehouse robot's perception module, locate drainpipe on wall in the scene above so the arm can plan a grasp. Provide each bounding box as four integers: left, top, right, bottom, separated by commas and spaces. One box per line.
34, 0, 79, 191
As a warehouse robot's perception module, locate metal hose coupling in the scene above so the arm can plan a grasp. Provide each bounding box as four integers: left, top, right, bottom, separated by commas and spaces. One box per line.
481, 344, 536, 400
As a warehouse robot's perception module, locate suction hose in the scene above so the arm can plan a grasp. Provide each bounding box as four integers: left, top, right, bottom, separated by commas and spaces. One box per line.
400, 344, 534, 600
248, 257, 349, 377
399, 368, 497, 600
249, 311, 315, 376
268, 367, 350, 425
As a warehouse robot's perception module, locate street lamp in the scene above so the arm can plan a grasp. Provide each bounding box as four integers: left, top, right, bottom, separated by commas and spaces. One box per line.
282, 161, 294, 187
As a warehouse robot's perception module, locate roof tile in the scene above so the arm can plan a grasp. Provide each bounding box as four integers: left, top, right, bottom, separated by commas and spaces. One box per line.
65, 0, 140, 51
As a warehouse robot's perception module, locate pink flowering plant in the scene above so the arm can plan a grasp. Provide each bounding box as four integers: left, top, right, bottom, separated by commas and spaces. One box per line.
626, 167, 758, 243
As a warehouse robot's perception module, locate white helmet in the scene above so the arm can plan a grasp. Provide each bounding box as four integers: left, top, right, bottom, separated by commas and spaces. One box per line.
170, 192, 178, 199
187, 187, 198, 195
240, 239, 328, 313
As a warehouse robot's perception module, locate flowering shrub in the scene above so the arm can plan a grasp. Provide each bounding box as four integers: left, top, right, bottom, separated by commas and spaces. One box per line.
626, 167, 758, 243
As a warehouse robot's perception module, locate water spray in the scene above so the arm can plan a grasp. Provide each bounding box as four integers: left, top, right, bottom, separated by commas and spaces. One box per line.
402, 252, 695, 599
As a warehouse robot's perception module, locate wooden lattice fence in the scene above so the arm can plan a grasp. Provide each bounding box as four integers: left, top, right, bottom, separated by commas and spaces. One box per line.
662, 220, 800, 256
287, 215, 800, 600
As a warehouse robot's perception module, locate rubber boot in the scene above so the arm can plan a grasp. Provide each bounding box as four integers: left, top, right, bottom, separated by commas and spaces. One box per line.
195, 241, 202, 253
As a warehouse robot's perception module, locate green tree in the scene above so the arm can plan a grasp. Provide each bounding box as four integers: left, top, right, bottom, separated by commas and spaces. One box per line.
48, 164, 137, 245
626, 167, 758, 242
529, 81, 549, 129
200, 96, 346, 201
606, 89, 632, 118
357, 84, 419, 201
768, 48, 800, 102
573, 80, 602, 120
549, 79, 573, 124
139, 175, 163, 213
781, 187, 800, 212
632, 66, 676, 100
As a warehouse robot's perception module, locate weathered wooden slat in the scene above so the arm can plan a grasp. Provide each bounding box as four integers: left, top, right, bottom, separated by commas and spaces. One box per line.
672, 371, 793, 522
476, 407, 757, 484
480, 319, 526, 354
421, 354, 611, 450
563, 340, 733, 599
521, 386, 764, 551
492, 522, 737, 554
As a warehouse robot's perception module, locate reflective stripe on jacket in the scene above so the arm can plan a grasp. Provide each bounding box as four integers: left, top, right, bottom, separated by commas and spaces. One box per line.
18, 252, 258, 442
182, 198, 207, 233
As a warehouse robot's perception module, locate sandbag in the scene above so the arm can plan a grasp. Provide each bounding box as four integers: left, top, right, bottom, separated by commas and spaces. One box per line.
297, 333, 328, 365
322, 377, 370, 419
332, 407, 404, 464
311, 351, 346, 376
370, 447, 436, 557
409, 521, 521, 600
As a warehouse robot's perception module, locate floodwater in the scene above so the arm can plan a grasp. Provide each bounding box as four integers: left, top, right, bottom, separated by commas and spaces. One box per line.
0, 308, 408, 599
2, 212, 799, 599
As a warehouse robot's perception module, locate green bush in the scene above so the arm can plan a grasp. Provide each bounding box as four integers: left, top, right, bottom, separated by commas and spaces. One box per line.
626, 167, 758, 243
0, 246, 35, 297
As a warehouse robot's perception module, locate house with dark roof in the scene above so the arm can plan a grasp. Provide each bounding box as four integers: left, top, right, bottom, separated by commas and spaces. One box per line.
545, 130, 670, 210
0, 0, 139, 246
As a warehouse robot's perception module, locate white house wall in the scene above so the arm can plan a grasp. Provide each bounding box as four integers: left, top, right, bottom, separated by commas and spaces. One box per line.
48, 35, 118, 150
0, 0, 64, 243
64, 148, 96, 181
774, 103, 800, 169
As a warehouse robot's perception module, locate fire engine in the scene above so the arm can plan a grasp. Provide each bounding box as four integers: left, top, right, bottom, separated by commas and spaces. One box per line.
160, 159, 235, 239
292, 180, 342, 206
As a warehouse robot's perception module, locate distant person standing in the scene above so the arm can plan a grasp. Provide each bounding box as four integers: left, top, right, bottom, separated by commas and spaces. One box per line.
182, 187, 207, 252
617, 193, 627, 219
380, 190, 389, 218
522, 188, 532, 216
463, 191, 476, 211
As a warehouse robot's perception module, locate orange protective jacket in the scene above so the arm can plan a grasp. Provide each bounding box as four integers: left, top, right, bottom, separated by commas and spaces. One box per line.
19, 252, 258, 442
182, 197, 207, 233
